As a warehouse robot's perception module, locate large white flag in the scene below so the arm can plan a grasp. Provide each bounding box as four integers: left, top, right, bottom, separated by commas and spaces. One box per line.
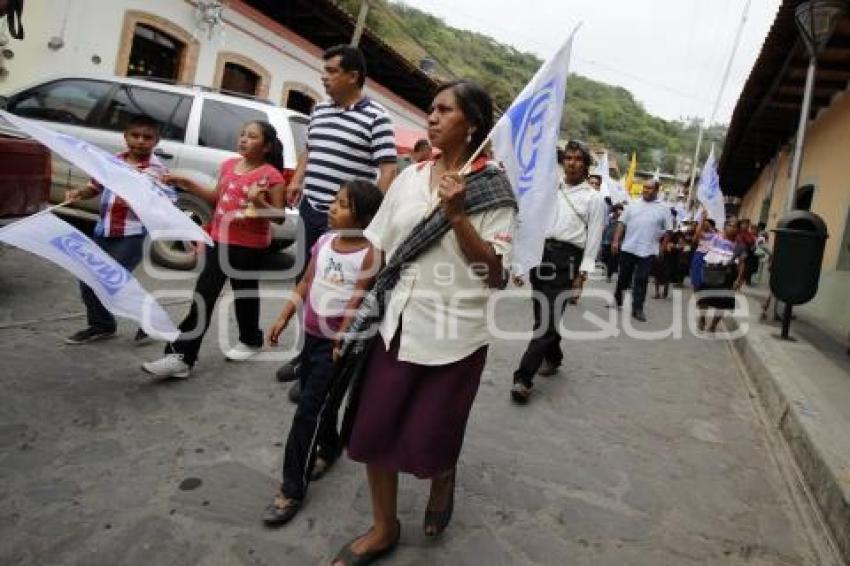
0, 110, 212, 245
491, 31, 576, 275
697, 146, 725, 229
0, 214, 179, 340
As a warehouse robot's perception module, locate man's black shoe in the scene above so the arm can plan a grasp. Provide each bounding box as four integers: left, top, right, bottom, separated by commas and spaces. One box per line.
632, 310, 647, 322
288, 381, 301, 404
538, 359, 560, 376
65, 327, 116, 345
262, 495, 301, 526
276, 360, 299, 383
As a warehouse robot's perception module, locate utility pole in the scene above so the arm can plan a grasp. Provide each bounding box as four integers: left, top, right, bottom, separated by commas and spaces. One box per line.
687, 0, 751, 212
351, 0, 371, 47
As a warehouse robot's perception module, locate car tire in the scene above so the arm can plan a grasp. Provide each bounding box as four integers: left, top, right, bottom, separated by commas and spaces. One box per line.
149, 192, 213, 271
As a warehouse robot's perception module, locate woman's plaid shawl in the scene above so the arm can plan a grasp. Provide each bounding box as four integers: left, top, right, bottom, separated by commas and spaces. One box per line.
338, 164, 517, 359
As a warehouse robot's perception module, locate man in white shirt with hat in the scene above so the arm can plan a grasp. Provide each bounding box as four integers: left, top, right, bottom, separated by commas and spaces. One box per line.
511, 141, 606, 404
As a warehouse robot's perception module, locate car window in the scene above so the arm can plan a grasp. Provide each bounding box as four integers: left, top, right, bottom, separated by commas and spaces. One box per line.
98, 86, 191, 141
288, 116, 309, 155
7, 79, 111, 125
198, 99, 266, 152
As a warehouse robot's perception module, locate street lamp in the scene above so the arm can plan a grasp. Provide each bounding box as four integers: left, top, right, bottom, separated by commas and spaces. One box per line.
787, 0, 847, 212
195, 0, 227, 40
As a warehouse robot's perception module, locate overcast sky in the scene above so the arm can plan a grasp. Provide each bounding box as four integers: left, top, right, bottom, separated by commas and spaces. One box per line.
395, 0, 782, 124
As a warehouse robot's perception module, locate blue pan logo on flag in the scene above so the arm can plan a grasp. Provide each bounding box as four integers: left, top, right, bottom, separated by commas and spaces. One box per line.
50, 233, 130, 295
509, 78, 557, 196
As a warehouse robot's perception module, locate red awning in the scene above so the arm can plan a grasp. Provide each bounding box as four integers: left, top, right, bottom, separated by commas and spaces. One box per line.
394, 127, 428, 155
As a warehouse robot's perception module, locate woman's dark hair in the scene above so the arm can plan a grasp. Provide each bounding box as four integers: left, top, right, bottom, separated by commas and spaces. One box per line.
4, 0, 24, 40
323, 44, 367, 87
434, 80, 494, 159
247, 120, 284, 171
340, 179, 383, 229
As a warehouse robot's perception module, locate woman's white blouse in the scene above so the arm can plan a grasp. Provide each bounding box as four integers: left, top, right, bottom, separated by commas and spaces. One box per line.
364, 162, 516, 366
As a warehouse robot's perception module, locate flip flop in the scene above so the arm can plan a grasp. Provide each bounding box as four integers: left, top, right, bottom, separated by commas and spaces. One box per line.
423, 469, 455, 537
332, 520, 401, 566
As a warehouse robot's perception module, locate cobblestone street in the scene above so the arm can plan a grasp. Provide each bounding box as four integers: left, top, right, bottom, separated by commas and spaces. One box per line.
0, 246, 831, 565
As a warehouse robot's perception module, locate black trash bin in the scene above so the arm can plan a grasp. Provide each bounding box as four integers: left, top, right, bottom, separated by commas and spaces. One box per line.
769, 211, 828, 338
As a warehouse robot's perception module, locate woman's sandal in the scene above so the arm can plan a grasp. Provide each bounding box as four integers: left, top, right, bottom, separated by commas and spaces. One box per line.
423, 468, 455, 537
332, 520, 401, 566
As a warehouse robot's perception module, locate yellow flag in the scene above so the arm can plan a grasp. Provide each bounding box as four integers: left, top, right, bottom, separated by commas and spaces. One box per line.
624, 152, 637, 191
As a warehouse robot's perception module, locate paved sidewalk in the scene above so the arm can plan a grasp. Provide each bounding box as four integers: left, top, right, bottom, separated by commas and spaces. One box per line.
733, 292, 850, 563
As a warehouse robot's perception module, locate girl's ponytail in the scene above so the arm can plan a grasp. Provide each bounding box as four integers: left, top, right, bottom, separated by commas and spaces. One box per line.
250, 120, 285, 172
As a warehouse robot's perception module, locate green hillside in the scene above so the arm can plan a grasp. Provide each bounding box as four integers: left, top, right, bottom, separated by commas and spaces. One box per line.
334, 0, 724, 174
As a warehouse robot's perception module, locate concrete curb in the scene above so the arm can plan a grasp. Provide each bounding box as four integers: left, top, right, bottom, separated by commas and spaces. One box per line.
730, 318, 850, 563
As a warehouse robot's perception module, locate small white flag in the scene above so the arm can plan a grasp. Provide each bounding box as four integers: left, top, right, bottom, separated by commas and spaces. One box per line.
0, 110, 213, 245
697, 146, 726, 229
0, 214, 179, 340
491, 30, 577, 275
598, 152, 629, 204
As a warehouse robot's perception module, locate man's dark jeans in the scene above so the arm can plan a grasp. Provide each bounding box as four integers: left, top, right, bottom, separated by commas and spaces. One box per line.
599, 243, 618, 281
614, 251, 655, 314
281, 332, 342, 501
514, 240, 583, 387
80, 235, 145, 331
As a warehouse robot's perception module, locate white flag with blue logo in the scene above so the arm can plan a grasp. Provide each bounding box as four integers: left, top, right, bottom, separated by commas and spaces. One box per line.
490, 32, 576, 275
0, 110, 212, 245
697, 146, 725, 229
0, 213, 179, 340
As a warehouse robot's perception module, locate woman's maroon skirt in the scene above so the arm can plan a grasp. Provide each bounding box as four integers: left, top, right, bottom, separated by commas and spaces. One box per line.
346, 331, 488, 479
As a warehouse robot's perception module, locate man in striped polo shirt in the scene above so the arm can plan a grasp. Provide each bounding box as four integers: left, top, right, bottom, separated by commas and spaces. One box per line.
277, 45, 397, 387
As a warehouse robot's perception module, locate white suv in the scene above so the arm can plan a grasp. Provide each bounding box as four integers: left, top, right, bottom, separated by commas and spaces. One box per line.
0, 75, 308, 269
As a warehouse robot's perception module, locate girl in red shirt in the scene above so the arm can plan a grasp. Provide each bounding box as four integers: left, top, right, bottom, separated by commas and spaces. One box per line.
143, 121, 289, 378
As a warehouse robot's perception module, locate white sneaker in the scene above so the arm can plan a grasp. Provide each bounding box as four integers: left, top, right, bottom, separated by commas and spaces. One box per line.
225, 342, 261, 362
142, 354, 191, 378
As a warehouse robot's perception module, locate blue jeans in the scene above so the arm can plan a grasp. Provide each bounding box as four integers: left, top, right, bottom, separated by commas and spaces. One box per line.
79, 235, 145, 331
614, 251, 655, 314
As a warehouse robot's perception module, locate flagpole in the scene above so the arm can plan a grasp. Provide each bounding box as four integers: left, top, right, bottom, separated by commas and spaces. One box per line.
0, 199, 73, 237
686, 0, 751, 210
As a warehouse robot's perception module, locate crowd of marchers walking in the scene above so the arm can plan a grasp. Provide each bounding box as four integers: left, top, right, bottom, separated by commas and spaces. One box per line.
56, 44, 770, 565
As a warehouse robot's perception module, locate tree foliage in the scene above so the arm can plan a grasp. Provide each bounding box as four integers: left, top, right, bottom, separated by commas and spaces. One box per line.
335, 0, 726, 174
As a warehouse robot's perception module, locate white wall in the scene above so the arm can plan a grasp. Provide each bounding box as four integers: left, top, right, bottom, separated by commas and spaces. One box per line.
0, 0, 426, 131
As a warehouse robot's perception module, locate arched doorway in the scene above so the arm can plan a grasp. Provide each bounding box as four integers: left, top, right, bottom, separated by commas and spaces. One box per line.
286, 90, 316, 114
222, 62, 260, 96
213, 52, 270, 98
116, 11, 199, 84
127, 24, 184, 80
282, 82, 321, 114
